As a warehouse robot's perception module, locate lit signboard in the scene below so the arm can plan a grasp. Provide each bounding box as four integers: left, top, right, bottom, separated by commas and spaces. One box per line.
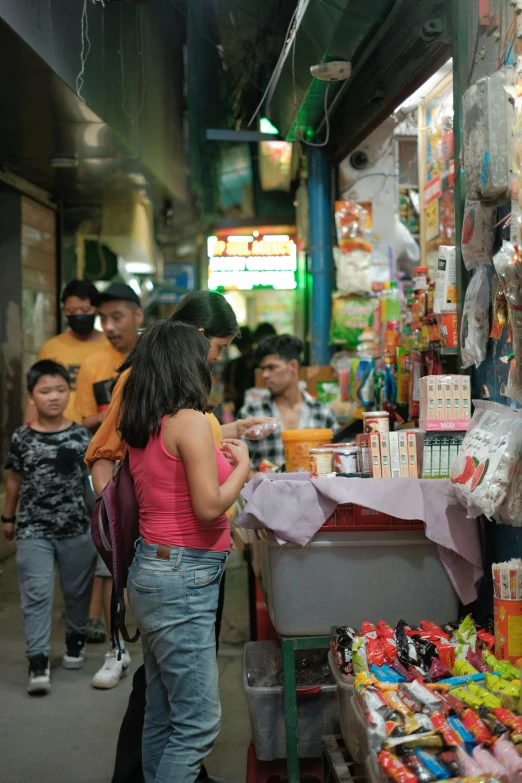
207, 229, 297, 290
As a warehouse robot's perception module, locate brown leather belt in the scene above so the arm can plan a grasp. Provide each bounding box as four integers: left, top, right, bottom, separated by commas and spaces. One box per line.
156, 544, 171, 560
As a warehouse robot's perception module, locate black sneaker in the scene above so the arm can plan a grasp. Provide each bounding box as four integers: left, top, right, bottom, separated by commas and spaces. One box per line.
62, 632, 86, 670
28, 654, 51, 695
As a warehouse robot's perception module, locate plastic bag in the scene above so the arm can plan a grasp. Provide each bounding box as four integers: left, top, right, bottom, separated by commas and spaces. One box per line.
242, 420, 279, 440
450, 400, 522, 519
493, 241, 522, 404
330, 294, 375, 349
334, 200, 372, 253
333, 246, 373, 295
461, 199, 495, 270
461, 265, 490, 369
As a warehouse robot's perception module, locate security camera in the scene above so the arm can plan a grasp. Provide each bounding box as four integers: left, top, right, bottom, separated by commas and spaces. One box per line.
310, 61, 352, 82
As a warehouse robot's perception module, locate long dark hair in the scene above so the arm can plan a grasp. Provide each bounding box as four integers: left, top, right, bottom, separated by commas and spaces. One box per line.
170, 290, 238, 337
119, 320, 211, 449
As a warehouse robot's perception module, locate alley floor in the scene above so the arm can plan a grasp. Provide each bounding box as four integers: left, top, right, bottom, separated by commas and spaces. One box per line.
0, 546, 252, 783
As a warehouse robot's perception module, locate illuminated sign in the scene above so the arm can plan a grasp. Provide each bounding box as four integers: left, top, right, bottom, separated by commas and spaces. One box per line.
207, 230, 297, 291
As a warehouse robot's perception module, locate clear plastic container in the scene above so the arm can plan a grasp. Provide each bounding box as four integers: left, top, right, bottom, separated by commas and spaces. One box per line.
259, 529, 459, 636
242, 641, 340, 760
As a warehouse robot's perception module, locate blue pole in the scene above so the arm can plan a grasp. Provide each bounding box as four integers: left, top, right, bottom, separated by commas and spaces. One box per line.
308, 146, 333, 365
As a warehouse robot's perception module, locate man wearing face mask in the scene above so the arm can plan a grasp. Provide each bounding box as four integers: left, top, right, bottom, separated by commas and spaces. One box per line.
24, 280, 107, 425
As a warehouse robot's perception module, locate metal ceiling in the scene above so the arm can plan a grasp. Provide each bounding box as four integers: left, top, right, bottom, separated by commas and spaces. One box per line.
265, 0, 451, 162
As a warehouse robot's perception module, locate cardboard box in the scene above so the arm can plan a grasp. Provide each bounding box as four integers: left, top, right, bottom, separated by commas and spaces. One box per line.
388, 432, 401, 479
398, 432, 409, 478
370, 434, 382, 478
380, 433, 391, 478
407, 431, 419, 478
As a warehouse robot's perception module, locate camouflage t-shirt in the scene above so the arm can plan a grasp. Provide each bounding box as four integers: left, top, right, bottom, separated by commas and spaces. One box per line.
5, 423, 92, 540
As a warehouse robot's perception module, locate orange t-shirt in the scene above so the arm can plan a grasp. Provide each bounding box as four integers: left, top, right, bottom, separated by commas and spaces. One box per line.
37, 330, 108, 423
75, 343, 127, 421
85, 367, 222, 467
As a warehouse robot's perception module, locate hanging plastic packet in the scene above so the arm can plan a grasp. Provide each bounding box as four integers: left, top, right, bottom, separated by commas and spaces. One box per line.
493, 240, 522, 404
461, 265, 490, 369
461, 199, 496, 270
450, 400, 522, 519
242, 420, 279, 440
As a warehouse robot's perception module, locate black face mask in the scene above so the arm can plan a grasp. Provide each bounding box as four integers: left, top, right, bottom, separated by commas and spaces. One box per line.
67, 314, 96, 336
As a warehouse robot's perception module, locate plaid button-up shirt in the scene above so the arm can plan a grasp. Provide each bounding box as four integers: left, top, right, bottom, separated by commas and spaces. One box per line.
239, 389, 338, 469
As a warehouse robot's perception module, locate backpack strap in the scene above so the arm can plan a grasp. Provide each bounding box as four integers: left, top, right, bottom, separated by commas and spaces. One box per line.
110, 585, 140, 653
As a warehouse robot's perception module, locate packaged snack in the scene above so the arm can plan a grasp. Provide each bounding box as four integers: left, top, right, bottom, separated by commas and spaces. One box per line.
466, 650, 492, 674
492, 733, 522, 778
412, 637, 438, 668
385, 691, 413, 717
403, 754, 437, 782
242, 420, 279, 440
468, 680, 502, 710
407, 681, 448, 714
397, 620, 421, 668
415, 749, 450, 780
438, 750, 460, 777
430, 712, 462, 748
450, 401, 522, 519
366, 635, 386, 668
484, 673, 520, 706
456, 746, 484, 777
450, 689, 482, 712
440, 693, 467, 716
484, 651, 520, 681
492, 707, 522, 736
472, 745, 510, 782
352, 636, 369, 673
392, 659, 421, 683
461, 200, 495, 270
447, 716, 476, 753
452, 660, 479, 678
427, 659, 452, 683
331, 626, 358, 675
420, 621, 451, 641
478, 705, 510, 739
384, 732, 443, 752
371, 663, 405, 683
452, 615, 477, 648
377, 619, 396, 639
461, 709, 493, 745
461, 265, 490, 369
436, 641, 456, 671
363, 686, 389, 714
330, 294, 376, 349
493, 240, 522, 406
378, 750, 419, 783
382, 637, 399, 664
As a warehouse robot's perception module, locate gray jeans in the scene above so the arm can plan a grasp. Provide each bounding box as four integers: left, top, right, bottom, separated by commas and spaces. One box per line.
16, 530, 97, 659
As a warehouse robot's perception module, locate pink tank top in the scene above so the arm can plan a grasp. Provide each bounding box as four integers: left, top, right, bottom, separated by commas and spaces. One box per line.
129, 418, 232, 552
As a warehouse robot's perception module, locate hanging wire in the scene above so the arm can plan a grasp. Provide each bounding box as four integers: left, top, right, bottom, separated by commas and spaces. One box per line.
291, 16, 333, 148
76, 0, 91, 102
119, 5, 147, 126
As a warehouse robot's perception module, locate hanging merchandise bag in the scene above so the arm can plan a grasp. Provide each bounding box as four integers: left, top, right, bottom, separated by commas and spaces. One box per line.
461, 200, 496, 271
493, 241, 522, 404
450, 401, 522, 520
461, 265, 490, 369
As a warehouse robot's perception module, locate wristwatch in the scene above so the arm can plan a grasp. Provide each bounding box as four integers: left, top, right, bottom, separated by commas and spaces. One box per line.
1, 515, 16, 523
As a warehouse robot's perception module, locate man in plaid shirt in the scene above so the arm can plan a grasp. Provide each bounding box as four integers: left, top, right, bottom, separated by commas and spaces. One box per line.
239, 334, 338, 470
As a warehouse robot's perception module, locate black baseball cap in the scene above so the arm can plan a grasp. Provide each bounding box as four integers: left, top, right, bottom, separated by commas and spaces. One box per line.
98, 282, 141, 307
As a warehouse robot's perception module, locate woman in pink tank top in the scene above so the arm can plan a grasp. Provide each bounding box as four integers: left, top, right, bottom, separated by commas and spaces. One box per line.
119, 320, 250, 783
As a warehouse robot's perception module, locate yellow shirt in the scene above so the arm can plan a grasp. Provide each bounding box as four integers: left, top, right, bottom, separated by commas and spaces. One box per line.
85, 367, 222, 467
76, 343, 127, 421
38, 330, 108, 423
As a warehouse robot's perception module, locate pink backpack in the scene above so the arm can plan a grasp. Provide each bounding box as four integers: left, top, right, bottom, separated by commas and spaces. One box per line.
91, 457, 140, 644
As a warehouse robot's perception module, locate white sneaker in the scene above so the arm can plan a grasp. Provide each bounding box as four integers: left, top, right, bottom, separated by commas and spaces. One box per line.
27, 655, 51, 695
62, 632, 86, 670
91, 648, 131, 689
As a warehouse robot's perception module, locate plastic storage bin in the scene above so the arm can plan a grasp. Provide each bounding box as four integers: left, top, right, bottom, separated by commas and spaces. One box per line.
280, 428, 333, 472
242, 640, 340, 761
259, 529, 459, 636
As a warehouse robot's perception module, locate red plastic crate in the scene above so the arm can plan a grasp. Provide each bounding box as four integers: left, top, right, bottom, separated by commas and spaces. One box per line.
322, 503, 424, 532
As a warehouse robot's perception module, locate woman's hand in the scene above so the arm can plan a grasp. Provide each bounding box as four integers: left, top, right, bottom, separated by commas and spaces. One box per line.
220, 438, 250, 469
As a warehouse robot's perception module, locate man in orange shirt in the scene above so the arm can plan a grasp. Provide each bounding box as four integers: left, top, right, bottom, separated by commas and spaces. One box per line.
24, 280, 107, 424
76, 282, 143, 686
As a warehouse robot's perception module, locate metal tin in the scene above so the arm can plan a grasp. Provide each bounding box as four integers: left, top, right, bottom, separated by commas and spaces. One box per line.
309, 448, 333, 478
362, 411, 390, 434
333, 446, 359, 474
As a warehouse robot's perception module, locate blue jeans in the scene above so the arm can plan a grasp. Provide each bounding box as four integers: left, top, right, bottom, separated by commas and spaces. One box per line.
127, 539, 228, 783
16, 530, 97, 658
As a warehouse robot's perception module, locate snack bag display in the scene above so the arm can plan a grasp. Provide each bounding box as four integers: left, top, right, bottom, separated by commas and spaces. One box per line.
330, 294, 375, 349
461, 265, 490, 369
493, 241, 522, 405
450, 400, 522, 519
